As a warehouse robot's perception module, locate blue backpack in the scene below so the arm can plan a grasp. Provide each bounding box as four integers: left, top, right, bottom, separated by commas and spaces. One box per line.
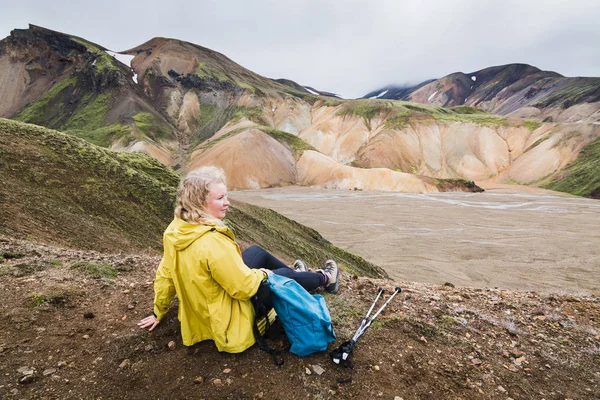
252, 274, 336, 362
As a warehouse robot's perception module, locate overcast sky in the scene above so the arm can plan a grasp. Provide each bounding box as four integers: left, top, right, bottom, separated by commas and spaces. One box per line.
1, 0, 599, 98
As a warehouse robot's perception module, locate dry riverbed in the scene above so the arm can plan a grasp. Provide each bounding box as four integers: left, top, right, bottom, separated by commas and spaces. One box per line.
231, 186, 600, 295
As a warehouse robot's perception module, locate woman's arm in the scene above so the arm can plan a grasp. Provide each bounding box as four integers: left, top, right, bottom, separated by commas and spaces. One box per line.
206, 235, 265, 300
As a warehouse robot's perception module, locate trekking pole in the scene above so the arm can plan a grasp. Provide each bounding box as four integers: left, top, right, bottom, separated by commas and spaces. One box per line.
331, 286, 402, 367
353, 287, 401, 341
351, 287, 384, 341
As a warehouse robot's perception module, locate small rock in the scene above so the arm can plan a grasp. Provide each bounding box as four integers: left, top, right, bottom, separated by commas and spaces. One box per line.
83, 312, 95, 319
443, 282, 455, 288
122, 289, 131, 294
394, 397, 404, 400
311, 364, 325, 375
510, 349, 525, 358
17, 366, 34, 375
255, 392, 264, 399
51, 374, 61, 381
118, 359, 130, 369
212, 378, 223, 387
420, 336, 428, 344
223, 368, 232, 374
43, 368, 57, 376
471, 358, 482, 366
127, 304, 135, 310
514, 356, 526, 366
193, 376, 204, 384
144, 344, 153, 352
19, 375, 36, 384
305, 367, 311, 375
82, 335, 90, 340
373, 365, 380, 371
497, 385, 506, 393
57, 361, 67, 368
168, 341, 176, 350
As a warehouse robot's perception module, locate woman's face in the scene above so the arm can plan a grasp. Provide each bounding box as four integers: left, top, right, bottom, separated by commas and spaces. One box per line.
205, 182, 230, 220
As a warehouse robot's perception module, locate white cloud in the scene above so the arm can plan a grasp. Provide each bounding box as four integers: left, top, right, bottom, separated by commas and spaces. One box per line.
1, 0, 598, 98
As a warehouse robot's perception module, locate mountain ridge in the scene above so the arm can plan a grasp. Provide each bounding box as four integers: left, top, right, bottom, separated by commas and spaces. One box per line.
1, 25, 599, 198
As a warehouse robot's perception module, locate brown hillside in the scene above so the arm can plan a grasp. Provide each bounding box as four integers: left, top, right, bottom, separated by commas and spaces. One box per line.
1, 236, 598, 399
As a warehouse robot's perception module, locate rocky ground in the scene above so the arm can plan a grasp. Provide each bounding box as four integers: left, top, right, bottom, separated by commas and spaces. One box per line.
1, 236, 599, 399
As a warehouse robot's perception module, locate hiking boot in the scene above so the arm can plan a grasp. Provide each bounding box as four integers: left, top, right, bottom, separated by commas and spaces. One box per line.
317, 260, 339, 294
293, 259, 308, 272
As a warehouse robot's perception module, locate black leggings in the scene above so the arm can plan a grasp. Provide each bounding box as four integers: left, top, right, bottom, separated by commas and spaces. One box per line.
242, 245, 324, 292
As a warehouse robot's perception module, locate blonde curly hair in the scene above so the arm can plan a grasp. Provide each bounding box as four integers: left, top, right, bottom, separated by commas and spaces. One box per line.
175, 166, 227, 225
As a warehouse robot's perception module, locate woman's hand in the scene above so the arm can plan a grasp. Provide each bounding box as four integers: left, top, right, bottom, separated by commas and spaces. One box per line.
138, 315, 160, 331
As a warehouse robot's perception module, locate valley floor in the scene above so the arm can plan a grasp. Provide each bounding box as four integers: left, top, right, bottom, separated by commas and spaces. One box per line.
231, 185, 600, 295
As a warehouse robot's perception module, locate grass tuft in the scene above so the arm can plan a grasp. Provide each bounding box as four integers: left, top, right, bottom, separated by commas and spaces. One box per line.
72, 260, 119, 279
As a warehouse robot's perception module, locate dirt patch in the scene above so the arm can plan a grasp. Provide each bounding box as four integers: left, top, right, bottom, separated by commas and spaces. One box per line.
1, 236, 598, 399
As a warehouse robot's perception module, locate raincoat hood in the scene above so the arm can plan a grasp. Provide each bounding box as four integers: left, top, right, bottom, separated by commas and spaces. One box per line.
165, 217, 233, 251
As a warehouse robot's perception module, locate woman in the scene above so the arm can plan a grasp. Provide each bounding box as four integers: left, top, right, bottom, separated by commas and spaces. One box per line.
138, 166, 339, 353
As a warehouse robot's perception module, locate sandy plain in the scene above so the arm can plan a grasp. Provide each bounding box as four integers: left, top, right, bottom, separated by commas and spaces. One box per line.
231, 185, 600, 295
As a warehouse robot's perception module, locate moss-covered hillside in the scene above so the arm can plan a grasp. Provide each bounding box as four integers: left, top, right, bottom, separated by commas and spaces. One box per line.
544, 135, 600, 199
0, 118, 382, 277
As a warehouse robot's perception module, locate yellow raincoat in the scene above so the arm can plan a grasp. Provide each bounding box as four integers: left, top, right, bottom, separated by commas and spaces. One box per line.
153, 216, 265, 353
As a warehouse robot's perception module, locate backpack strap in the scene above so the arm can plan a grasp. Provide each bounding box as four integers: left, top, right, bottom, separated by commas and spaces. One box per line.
252, 318, 285, 366
251, 281, 285, 366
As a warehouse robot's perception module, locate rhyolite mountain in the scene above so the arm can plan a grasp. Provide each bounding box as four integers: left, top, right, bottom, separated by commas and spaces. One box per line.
1, 25, 599, 198
362, 63, 600, 121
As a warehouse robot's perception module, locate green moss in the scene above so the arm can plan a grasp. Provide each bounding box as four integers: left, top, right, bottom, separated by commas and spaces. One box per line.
450, 106, 488, 115
70, 37, 123, 73
0, 118, 178, 251
28, 287, 82, 307
544, 135, 600, 198
231, 106, 265, 124
335, 99, 510, 129
524, 120, 543, 132
133, 112, 172, 141
13, 76, 78, 126
198, 103, 217, 128
68, 124, 131, 147
532, 78, 600, 109
64, 92, 113, 130
337, 100, 390, 129
194, 61, 231, 83
259, 127, 316, 153
72, 260, 118, 279
384, 108, 411, 130
115, 152, 180, 187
